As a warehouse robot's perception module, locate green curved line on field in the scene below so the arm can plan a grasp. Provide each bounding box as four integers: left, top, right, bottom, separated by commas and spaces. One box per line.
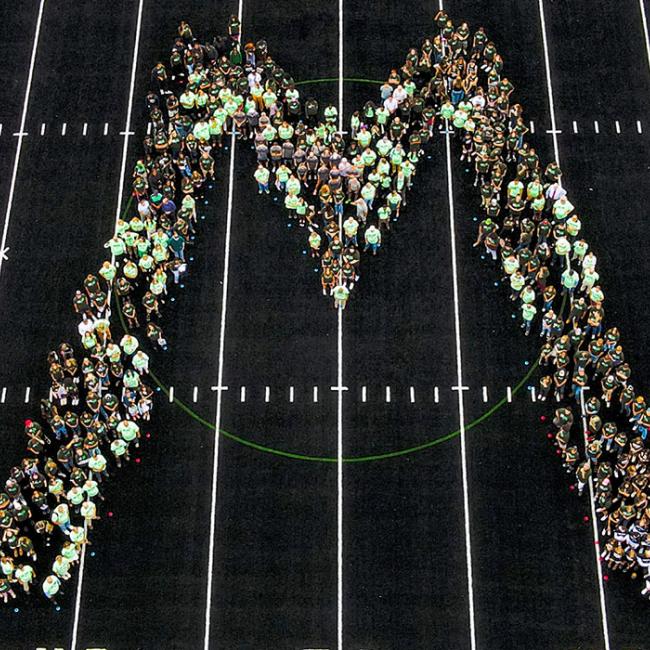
295, 76, 384, 87
114, 119, 565, 464
147, 361, 538, 463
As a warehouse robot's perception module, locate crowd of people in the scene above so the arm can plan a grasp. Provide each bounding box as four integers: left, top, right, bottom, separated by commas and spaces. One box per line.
1, 9, 649, 607
0, 19, 247, 605
417, 11, 650, 596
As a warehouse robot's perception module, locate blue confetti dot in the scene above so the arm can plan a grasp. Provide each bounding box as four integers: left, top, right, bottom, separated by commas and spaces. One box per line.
189, 257, 194, 262
427, 155, 432, 160
302, 250, 307, 255
480, 255, 485, 260
156, 386, 161, 392
473, 216, 478, 222
511, 314, 516, 319
494, 281, 499, 286
273, 197, 278, 202
208, 184, 214, 189
13, 607, 19, 613
288, 224, 292, 229
90, 551, 96, 557
524, 360, 530, 366
205, 200, 209, 205
56, 606, 61, 612
171, 297, 176, 302
200, 215, 206, 220
314, 268, 319, 273
180, 284, 185, 289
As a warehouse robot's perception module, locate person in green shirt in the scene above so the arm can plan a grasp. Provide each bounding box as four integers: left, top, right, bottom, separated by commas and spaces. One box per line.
333, 284, 349, 310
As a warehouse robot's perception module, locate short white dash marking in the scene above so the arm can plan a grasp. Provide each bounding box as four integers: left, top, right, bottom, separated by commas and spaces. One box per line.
434, 386, 439, 403
0, 387, 5, 404
361, 386, 367, 403
506, 386, 512, 403
637, 120, 643, 134
104, 122, 109, 136
312, 386, 318, 403
289, 386, 294, 403
529, 120, 535, 134
572, 120, 578, 134
240, 386, 246, 402
193, 386, 198, 403
615, 120, 621, 134
385, 386, 391, 403
82, 122, 88, 136
265, 386, 270, 402
529, 386, 537, 402
61, 122, 66, 136
409, 386, 415, 403
40, 123, 45, 136
168, 386, 174, 403
147, 122, 152, 135
482, 386, 488, 403
594, 120, 600, 134
24, 386, 30, 403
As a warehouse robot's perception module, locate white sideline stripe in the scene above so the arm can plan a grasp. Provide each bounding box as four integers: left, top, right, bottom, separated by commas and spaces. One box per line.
0, 0, 45, 293
579, 391, 612, 650
70, 2, 144, 650
440, 0, 477, 642
203, 2, 243, 648
639, 0, 650, 82
539, 2, 611, 646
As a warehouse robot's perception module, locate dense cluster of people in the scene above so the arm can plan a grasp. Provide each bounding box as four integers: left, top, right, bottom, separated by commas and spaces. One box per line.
0, 19, 247, 605
417, 11, 650, 595
1, 9, 648, 606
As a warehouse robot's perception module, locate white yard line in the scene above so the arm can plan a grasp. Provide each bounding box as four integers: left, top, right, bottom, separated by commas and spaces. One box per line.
337, 2, 345, 649
0, 0, 45, 287
70, 2, 144, 649
203, 2, 244, 648
537, 2, 611, 647
439, 2, 477, 647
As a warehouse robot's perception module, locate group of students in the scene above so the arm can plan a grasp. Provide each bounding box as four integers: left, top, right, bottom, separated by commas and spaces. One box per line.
416, 10, 650, 596
249, 53, 428, 308
0, 19, 248, 605
2, 9, 649, 606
